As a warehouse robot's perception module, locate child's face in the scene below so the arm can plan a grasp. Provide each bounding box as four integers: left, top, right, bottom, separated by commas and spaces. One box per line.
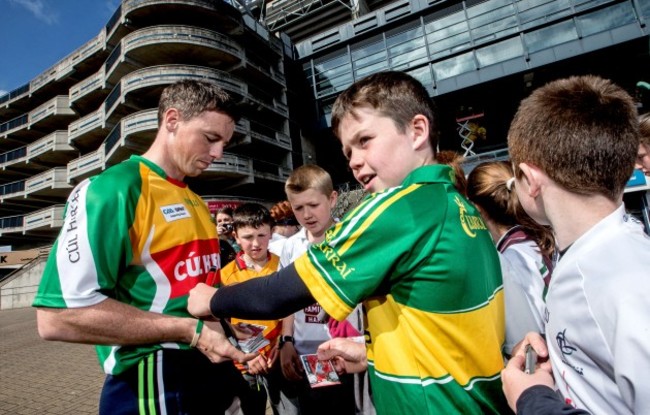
234, 224, 272, 262
287, 188, 336, 240
339, 106, 423, 193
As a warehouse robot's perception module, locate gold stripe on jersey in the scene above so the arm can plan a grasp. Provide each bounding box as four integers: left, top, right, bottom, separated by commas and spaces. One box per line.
336, 185, 420, 256
365, 292, 505, 384
294, 253, 354, 319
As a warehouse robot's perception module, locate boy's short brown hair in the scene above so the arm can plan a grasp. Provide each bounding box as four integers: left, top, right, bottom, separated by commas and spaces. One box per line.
232, 203, 272, 232
285, 164, 334, 197
330, 71, 439, 150
508, 75, 639, 200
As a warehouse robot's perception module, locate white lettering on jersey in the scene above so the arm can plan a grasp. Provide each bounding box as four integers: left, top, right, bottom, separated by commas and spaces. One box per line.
160, 204, 191, 222
173, 251, 219, 281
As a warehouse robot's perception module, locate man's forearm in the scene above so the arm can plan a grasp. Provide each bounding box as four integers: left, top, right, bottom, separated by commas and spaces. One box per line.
36, 297, 195, 346
210, 263, 314, 319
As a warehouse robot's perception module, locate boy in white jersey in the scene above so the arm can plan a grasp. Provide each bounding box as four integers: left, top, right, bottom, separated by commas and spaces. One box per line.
33, 80, 254, 414
501, 75, 650, 414
277, 164, 359, 414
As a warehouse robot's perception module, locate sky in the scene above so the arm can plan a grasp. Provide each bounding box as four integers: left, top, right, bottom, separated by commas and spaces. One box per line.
0, 0, 120, 96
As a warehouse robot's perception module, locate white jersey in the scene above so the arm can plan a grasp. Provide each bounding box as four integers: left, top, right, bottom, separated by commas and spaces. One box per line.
268, 232, 287, 256
279, 228, 364, 355
545, 205, 650, 414
500, 253, 545, 355
498, 230, 549, 354
279, 228, 330, 354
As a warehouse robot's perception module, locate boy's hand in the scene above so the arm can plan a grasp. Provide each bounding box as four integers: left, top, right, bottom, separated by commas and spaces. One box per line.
280, 342, 304, 380
195, 319, 257, 364
187, 283, 217, 318
511, 332, 549, 360
317, 337, 367, 375
501, 354, 555, 411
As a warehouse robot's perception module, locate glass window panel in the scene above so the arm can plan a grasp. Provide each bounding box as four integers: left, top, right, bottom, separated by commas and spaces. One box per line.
467, 3, 516, 29
476, 37, 523, 67
354, 50, 388, 70
391, 51, 429, 70
471, 17, 519, 43
517, 0, 571, 28
576, 2, 635, 37
640, 0, 650, 19
314, 54, 350, 75
351, 38, 385, 60
354, 60, 389, 78
315, 72, 353, 98
428, 31, 472, 60
406, 66, 433, 89
466, 0, 512, 18
573, 0, 614, 13
386, 26, 424, 48
424, 10, 466, 33
432, 52, 476, 80
524, 20, 578, 53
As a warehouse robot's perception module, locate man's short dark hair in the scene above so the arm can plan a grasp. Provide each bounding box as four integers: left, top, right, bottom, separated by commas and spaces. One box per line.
158, 80, 241, 125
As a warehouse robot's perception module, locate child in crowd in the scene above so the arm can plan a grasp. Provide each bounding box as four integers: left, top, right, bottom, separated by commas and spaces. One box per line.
277, 164, 360, 415
268, 200, 300, 256
188, 71, 510, 414
636, 112, 650, 174
501, 75, 650, 414
220, 203, 283, 415
467, 160, 555, 355
217, 206, 240, 257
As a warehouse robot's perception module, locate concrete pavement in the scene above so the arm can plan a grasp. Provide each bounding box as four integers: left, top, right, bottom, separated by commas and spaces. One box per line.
0, 307, 103, 414
0, 307, 274, 415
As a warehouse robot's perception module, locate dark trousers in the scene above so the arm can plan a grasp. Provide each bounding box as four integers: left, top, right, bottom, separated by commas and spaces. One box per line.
100, 349, 242, 415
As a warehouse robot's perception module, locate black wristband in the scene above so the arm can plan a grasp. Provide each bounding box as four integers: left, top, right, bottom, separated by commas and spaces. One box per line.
279, 335, 295, 349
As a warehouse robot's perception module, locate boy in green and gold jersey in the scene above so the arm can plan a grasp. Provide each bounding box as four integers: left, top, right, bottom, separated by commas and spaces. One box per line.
188, 71, 509, 414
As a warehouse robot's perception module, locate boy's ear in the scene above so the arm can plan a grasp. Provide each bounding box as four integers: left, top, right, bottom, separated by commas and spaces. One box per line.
329, 191, 338, 209
518, 162, 543, 197
410, 114, 430, 150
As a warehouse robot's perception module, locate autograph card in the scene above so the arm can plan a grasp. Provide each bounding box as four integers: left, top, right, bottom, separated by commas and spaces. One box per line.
300, 354, 341, 388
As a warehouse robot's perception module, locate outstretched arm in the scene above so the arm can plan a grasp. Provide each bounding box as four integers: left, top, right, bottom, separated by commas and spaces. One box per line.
37, 298, 255, 364
188, 263, 314, 320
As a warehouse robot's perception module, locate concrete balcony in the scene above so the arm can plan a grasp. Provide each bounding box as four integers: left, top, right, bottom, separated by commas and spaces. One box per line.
69, 68, 110, 112
24, 168, 72, 199
0, 215, 24, 236
0, 167, 71, 203
67, 144, 105, 184
68, 103, 112, 152
104, 65, 249, 122
23, 205, 65, 233
0, 131, 76, 176
105, 25, 244, 85
202, 153, 254, 180
104, 109, 158, 166
107, 0, 244, 47
29, 96, 77, 131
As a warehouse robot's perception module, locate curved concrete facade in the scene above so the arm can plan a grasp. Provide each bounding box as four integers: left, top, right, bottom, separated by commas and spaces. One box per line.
0, 0, 295, 247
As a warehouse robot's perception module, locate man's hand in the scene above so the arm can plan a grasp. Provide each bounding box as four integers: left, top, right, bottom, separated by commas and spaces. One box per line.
317, 337, 367, 375
280, 342, 304, 381
195, 319, 257, 364
188, 283, 217, 319
501, 354, 555, 411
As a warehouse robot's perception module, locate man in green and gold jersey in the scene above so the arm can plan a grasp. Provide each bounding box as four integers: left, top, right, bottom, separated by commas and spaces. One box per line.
188, 71, 510, 414
33, 80, 255, 414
